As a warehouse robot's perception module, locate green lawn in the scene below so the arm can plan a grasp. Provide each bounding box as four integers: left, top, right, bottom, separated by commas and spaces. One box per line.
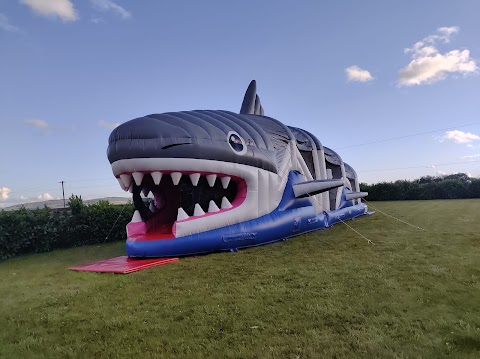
1, 200, 479, 358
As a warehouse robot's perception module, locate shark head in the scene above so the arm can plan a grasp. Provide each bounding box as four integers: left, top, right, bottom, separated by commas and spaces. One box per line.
107, 110, 293, 240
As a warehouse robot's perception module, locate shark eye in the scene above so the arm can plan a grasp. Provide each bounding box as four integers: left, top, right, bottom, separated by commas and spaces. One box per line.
227, 131, 247, 155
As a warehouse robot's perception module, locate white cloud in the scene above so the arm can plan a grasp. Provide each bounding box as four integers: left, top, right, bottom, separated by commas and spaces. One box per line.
399, 26, 477, 86
38, 193, 54, 201
399, 50, 477, 86
0, 187, 12, 200
90, 0, 131, 19
20, 0, 78, 22
24, 119, 49, 128
345, 65, 373, 82
99, 120, 120, 129
437, 26, 459, 42
442, 130, 480, 144
91, 17, 105, 24
461, 154, 480, 159
0, 13, 20, 32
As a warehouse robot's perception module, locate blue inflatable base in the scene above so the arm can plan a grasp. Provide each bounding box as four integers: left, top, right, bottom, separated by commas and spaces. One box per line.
126, 171, 369, 258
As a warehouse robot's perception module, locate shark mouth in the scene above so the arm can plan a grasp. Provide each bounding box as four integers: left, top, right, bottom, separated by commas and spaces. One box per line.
116, 170, 247, 240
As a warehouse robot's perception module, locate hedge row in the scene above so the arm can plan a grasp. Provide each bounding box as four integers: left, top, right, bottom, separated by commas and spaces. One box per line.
360, 173, 480, 201
0, 196, 134, 260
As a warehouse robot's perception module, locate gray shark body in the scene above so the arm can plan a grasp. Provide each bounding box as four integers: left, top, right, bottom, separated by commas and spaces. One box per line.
107, 81, 368, 257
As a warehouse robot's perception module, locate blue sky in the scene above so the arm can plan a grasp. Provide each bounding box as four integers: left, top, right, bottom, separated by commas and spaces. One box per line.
1, 0, 480, 207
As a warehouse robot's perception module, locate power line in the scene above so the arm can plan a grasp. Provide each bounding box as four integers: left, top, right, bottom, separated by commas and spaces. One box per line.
358, 160, 480, 173
6, 159, 480, 196
334, 122, 480, 150
4, 120, 480, 199
7, 183, 121, 196
62, 178, 115, 183
64, 184, 122, 190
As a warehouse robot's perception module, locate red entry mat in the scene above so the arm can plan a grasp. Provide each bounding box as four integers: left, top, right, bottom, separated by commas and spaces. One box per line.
69, 256, 179, 274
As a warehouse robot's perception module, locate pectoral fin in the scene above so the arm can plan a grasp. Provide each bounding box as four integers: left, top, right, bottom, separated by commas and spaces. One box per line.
345, 192, 368, 200
293, 179, 344, 198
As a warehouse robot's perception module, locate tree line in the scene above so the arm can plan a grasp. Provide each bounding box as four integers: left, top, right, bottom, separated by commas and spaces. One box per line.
0, 195, 133, 260
2, 174, 479, 260
360, 173, 480, 201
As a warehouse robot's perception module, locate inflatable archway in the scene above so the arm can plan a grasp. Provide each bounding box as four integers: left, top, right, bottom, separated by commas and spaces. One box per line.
107, 81, 368, 257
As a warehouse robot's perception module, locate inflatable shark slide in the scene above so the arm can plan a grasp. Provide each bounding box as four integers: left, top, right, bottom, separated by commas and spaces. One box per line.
107, 81, 368, 257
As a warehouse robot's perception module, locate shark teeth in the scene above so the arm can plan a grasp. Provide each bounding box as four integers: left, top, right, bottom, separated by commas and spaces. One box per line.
176, 200, 224, 222
120, 174, 132, 189
189, 173, 201, 186
131, 210, 142, 223
132, 172, 144, 186
151, 172, 162, 185
118, 171, 241, 225
116, 171, 236, 191
149, 202, 157, 212
177, 207, 189, 221
208, 200, 220, 213
221, 176, 231, 189
221, 197, 232, 209
117, 177, 127, 191
193, 203, 206, 216
170, 172, 182, 185
206, 174, 217, 187
175, 198, 231, 222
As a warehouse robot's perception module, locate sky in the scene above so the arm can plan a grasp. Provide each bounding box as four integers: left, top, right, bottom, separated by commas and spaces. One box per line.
1, 0, 480, 207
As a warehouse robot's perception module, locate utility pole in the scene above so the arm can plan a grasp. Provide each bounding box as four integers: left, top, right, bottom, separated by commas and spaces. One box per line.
59, 181, 65, 208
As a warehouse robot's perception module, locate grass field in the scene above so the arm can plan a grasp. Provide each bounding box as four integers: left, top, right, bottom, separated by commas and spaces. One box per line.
1, 200, 479, 358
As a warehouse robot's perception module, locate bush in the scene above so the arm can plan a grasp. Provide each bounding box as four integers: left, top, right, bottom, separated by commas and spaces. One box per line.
0, 197, 133, 260
361, 173, 480, 201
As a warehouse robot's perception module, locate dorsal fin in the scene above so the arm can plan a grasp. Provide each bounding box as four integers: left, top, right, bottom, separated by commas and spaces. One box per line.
254, 95, 264, 115
240, 80, 264, 115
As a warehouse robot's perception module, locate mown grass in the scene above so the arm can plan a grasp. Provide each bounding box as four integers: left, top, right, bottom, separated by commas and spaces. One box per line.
1, 200, 479, 358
